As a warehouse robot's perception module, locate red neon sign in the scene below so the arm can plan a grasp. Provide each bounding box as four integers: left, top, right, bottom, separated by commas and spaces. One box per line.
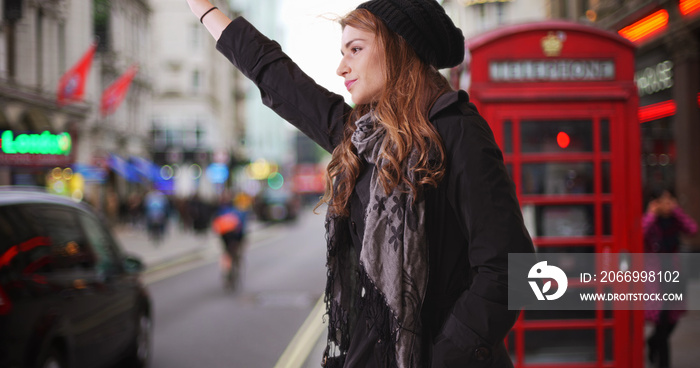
680, 0, 700, 16
639, 100, 676, 123
618, 10, 669, 43
638, 94, 700, 123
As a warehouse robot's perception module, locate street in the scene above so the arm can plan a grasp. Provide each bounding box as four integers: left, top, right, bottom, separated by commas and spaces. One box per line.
115, 205, 700, 368
126, 209, 328, 368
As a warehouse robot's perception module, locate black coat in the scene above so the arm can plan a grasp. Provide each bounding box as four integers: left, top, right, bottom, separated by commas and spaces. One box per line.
216, 17, 535, 367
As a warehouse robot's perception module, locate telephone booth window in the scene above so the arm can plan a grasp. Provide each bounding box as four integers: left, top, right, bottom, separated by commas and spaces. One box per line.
600, 119, 610, 152
602, 161, 611, 193
535, 204, 595, 237
604, 329, 614, 360
521, 120, 594, 153
522, 162, 594, 195
524, 329, 598, 363
603, 203, 612, 235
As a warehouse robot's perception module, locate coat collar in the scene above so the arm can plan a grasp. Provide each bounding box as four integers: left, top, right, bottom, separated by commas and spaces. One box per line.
429, 90, 469, 120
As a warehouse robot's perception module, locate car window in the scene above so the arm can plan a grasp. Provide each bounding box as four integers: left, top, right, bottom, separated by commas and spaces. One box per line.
0, 205, 52, 276
77, 211, 122, 275
24, 205, 95, 272
0, 207, 15, 253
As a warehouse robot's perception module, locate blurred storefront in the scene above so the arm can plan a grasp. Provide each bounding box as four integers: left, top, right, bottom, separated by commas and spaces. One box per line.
1, 0, 153, 222
0, 0, 90, 189
597, 0, 700, 247
0, 94, 89, 201
0, 113, 90, 203
0, 125, 79, 187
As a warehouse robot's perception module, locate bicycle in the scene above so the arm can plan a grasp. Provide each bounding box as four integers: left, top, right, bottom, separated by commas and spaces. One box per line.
220, 234, 243, 291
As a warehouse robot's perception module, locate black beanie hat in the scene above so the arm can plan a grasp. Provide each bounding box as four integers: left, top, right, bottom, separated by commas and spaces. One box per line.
356, 0, 465, 69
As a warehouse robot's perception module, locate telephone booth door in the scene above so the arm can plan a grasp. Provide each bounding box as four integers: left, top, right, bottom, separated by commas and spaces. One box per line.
466, 21, 643, 368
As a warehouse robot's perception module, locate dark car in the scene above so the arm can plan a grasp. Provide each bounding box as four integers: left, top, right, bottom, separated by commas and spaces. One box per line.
253, 188, 301, 222
0, 187, 152, 368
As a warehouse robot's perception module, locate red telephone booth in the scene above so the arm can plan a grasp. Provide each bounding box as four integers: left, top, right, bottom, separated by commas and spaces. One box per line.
467, 21, 644, 367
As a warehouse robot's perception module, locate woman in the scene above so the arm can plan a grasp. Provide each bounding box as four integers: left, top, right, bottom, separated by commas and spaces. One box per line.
643, 186, 697, 368
187, 0, 535, 366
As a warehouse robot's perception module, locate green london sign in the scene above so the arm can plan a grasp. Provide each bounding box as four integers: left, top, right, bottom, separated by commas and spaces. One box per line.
1, 130, 72, 156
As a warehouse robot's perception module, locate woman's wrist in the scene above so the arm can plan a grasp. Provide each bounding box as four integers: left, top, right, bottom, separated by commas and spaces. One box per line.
187, 0, 232, 41
187, 0, 214, 19
199, 6, 218, 23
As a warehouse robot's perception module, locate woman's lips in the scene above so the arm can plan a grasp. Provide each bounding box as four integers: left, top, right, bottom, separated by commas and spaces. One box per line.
345, 79, 357, 90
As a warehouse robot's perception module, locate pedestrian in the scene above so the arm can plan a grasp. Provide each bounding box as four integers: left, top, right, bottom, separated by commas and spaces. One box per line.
188, 193, 211, 235
187, 0, 535, 366
144, 187, 169, 243
643, 185, 698, 368
127, 191, 144, 229
173, 196, 193, 232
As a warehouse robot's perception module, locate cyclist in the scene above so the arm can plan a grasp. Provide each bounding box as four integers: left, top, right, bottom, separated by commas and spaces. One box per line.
212, 192, 248, 289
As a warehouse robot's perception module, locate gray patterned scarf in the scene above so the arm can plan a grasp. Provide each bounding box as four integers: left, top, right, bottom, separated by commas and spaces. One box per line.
323, 112, 429, 368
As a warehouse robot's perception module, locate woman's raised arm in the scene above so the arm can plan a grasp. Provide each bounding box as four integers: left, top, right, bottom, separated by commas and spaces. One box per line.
186, 0, 233, 41
185, 0, 350, 152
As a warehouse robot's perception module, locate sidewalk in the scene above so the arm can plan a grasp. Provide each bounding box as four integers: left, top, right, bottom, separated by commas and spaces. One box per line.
112, 218, 268, 276
114, 223, 219, 274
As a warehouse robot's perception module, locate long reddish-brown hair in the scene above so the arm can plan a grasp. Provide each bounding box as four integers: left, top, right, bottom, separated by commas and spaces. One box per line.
320, 8, 452, 217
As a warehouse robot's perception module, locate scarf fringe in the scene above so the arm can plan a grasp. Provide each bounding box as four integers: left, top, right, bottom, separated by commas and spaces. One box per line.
322, 218, 401, 368
357, 261, 399, 367
323, 215, 351, 366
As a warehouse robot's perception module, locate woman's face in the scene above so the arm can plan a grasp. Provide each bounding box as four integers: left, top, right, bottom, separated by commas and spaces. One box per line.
337, 25, 386, 105
656, 191, 676, 217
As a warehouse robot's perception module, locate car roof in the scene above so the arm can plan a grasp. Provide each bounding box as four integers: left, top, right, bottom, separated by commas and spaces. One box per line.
0, 186, 93, 212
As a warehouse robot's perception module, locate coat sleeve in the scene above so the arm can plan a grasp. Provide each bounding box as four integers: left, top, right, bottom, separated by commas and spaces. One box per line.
671, 207, 698, 236
215, 17, 350, 153
432, 104, 535, 366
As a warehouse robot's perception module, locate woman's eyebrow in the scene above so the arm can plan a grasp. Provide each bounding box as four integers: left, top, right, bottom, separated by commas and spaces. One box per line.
342, 38, 365, 50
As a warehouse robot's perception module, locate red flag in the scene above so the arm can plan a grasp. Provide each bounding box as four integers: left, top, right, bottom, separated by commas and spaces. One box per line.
100, 65, 138, 117
56, 42, 96, 106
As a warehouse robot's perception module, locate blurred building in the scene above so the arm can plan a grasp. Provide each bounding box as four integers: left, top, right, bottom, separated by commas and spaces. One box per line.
594, 0, 700, 247
0, 0, 154, 220
148, 0, 245, 200
443, 0, 549, 38
0, 0, 90, 186
230, 0, 296, 172
82, 0, 152, 214
442, 0, 549, 90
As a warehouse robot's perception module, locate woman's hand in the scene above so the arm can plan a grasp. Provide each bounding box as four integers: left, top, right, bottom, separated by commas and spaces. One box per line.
185, 0, 233, 41
647, 200, 660, 216
186, 0, 214, 19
